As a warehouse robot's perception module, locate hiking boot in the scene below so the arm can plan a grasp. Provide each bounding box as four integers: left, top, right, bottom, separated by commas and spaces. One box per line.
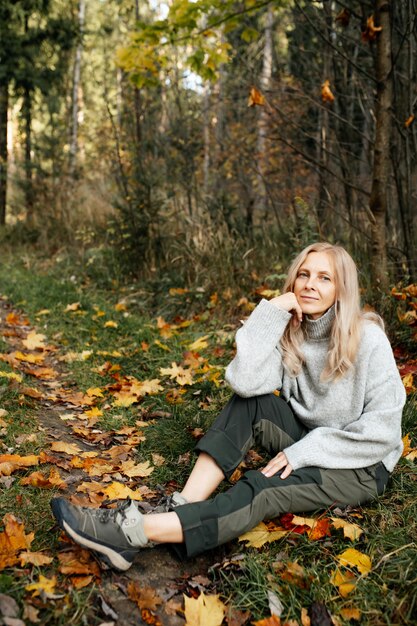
153, 491, 188, 513
50, 497, 147, 571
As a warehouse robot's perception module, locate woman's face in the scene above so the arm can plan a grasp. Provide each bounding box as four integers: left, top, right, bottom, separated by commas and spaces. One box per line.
293, 251, 337, 319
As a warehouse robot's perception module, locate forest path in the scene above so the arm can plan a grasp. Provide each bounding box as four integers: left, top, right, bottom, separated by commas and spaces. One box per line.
0, 296, 226, 626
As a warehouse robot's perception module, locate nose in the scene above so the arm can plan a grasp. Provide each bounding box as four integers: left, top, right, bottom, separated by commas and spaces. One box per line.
305, 275, 316, 290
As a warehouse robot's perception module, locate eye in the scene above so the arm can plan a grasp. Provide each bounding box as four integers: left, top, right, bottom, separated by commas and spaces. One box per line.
321, 275, 331, 281
297, 271, 308, 278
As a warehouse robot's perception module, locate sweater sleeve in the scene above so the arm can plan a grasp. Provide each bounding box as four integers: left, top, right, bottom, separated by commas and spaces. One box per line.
225, 299, 292, 397
283, 333, 406, 471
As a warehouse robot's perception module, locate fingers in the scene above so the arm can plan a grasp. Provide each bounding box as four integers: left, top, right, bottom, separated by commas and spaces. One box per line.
260, 452, 293, 479
270, 293, 303, 324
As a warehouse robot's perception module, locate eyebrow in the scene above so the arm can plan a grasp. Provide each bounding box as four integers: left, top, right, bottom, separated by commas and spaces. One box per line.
298, 267, 333, 277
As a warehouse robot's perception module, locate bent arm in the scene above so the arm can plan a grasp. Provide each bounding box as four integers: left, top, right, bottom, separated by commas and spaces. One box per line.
225, 299, 291, 397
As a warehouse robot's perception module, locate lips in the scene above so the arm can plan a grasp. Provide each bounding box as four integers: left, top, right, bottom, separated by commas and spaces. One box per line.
300, 295, 319, 301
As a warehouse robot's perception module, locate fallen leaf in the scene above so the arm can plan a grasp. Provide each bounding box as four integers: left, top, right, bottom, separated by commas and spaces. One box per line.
340, 607, 361, 621
183, 592, 226, 626
239, 522, 288, 548
127, 581, 163, 611
19, 551, 53, 566
337, 548, 372, 575
120, 459, 154, 478
50, 441, 82, 455
64, 302, 81, 312
22, 331, 47, 350
330, 518, 364, 541
330, 568, 357, 597
0, 513, 34, 569
20, 467, 67, 489
25, 574, 57, 598
160, 362, 194, 386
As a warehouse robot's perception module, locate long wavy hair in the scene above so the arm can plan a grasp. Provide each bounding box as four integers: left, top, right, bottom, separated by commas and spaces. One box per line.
280, 242, 383, 381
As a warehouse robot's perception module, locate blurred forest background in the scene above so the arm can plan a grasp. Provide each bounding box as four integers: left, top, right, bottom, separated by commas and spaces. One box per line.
0, 0, 416, 296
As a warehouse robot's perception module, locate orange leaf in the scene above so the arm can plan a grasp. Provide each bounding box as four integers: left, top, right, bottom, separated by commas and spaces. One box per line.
0, 513, 34, 570
248, 87, 265, 107
20, 467, 67, 489
19, 551, 53, 566
50, 441, 82, 455
321, 80, 335, 103
127, 581, 163, 611
361, 15, 382, 43
405, 114, 415, 129
340, 607, 361, 621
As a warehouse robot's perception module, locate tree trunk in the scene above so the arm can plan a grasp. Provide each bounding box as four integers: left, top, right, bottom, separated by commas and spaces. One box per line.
369, 0, 393, 289
23, 86, 34, 218
255, 6, 273, 216
0, 82, 8, 225
69, 0, 85, 175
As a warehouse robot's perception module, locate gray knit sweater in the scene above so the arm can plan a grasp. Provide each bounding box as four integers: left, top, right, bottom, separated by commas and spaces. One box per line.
225, 299, 406, 472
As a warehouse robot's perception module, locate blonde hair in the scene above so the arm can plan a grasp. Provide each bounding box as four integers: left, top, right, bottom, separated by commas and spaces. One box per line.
280, 242, 383, 381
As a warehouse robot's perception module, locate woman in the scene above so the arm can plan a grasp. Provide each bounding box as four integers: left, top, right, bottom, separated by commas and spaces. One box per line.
51, 242, 406, 572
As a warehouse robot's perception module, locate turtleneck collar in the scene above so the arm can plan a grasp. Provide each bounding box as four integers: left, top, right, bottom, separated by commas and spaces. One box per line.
304, 304, 336, 340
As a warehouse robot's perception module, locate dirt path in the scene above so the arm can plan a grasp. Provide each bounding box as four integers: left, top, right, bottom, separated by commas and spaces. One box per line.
0, 297, 229, 626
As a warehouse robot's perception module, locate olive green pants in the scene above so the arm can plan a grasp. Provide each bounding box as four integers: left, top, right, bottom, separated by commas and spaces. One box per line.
174, 394, 389, 557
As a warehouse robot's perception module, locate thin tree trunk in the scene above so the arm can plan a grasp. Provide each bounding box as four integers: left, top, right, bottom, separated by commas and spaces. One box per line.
255, 6, 273, 216
69, 0, 85, 175
369, 0, 393, 289
23, 86, 34, 219
202, 83, 211, 196
0, 82, 8, 225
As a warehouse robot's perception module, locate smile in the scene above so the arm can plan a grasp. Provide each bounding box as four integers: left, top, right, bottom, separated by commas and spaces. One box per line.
300, 295, 319, 301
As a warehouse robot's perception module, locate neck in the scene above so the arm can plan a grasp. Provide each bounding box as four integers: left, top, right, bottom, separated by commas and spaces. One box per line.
304, 305, 335, 340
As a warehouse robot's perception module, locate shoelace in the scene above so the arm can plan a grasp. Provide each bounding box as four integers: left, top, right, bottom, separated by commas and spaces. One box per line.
86, 498, 132, 524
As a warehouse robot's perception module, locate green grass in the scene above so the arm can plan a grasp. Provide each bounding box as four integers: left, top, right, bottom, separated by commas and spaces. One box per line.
0, 250, 416, 625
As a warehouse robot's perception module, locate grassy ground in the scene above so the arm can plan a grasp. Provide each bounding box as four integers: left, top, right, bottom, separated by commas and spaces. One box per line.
0, 251, 416, 625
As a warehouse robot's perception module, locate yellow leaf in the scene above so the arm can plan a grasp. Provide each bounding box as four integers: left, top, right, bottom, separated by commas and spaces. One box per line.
104, 320, 118, 328
340, 607, 361, 621
102, 482, 143, 501
0, 514, 34, 570
35, 309, 50, 316
183, 592, 226, 626
22, 331, 47, 350
330, 568, 357, 597
50, 441, 82, 455
64, 302, 81, 312
0, 371, 23, 382
25, 574, 57, 597
337, 548, 372, 575
83, 407, 103, 418
238, 522, 288, 548
330, 518, 364, 541
187, 335, 210, 351
86, 387, 104, 398
402, 373, 415, 394
405, 450, 417, 461
154, 339, 171, 351
120, 459, 154, 478
160, 362, 194, 386
131, 379, 163, 395
13, 351, 45, 364
115, 302, 127, 311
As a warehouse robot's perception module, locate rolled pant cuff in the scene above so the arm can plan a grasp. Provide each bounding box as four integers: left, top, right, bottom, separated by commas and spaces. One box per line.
174, 503, 215, 557
195, 428, 244, 480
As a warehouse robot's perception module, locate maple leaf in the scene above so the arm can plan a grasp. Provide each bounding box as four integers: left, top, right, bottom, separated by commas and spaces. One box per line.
0, 513, 34, 570
20, 467, 67, 489
132, 379, 164, 395
184, 592, 226, 626
160, 362, 194, 386
87, 387, 104, 398
6, 312, 29, 326
321, 79, 335, 103
0, 370, 23, 383
101, 481, 143, 500
239, 521, 288, 548
50, 441, 82, 455
58, 548, 101, 578
337, 548, 372, 575
22, 331, 47, 350
248, 87, 265, 107
331, 517, 364, 541
13, 351, 45, 364
402, 373, 415, 394
83, 406, 103, 418
128, 581, 163, 611
25, 574, 58, 598
120, 459, 154, 478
